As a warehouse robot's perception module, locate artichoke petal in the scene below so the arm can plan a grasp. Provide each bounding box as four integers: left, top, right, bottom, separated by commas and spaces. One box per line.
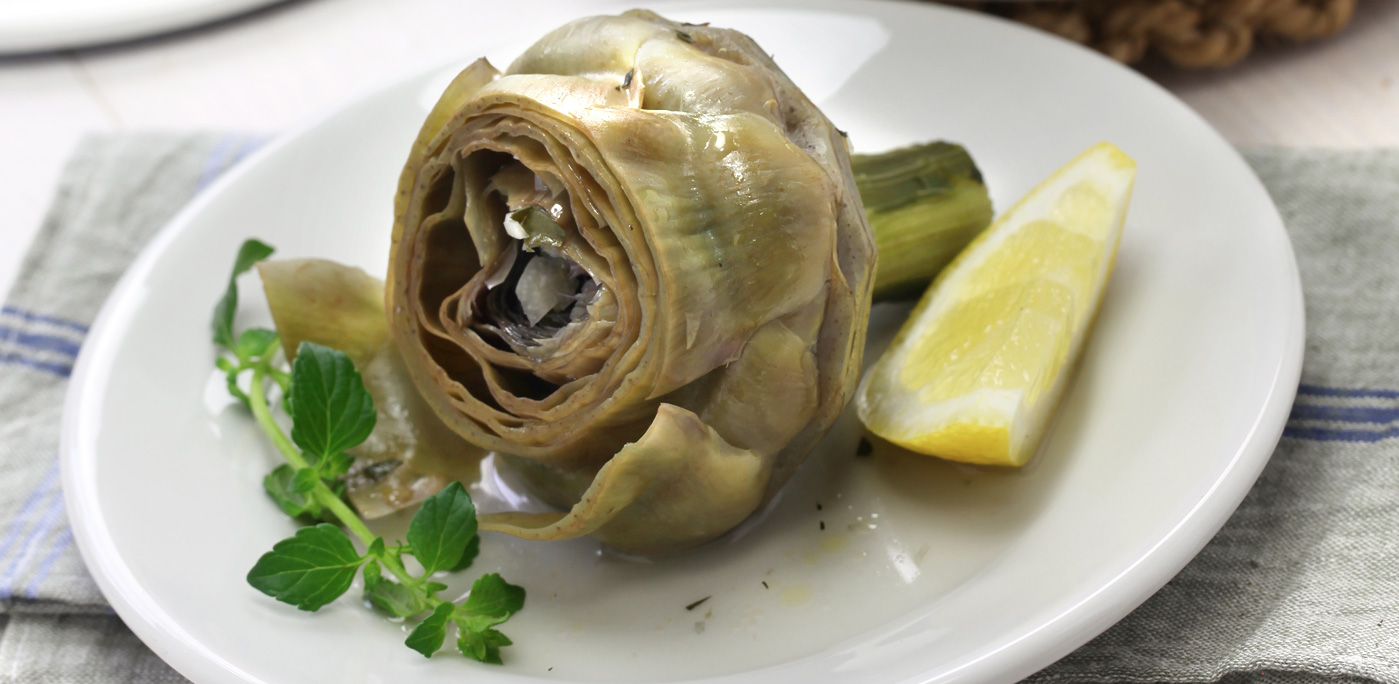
480, 403, 768, 554
259, 259, 486, 519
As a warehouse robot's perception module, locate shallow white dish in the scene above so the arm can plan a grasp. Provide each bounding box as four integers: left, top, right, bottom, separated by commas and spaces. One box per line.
0, 0, 281, 53
60, 1, 1304, 683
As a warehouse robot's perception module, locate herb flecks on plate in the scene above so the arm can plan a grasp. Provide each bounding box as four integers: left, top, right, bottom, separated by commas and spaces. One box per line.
212, 239, 524, 662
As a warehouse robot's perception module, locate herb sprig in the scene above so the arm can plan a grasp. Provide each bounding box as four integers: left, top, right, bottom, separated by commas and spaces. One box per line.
213, 239, 524, 662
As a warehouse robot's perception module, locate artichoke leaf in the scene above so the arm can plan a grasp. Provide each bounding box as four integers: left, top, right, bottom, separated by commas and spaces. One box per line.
480, 403, 770, 554
258, 259, 388, 365
259, 259, 486, 519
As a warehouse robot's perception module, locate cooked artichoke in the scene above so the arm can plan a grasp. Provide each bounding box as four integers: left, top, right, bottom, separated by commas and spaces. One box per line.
386, 10, 874, 553
260, 11, 993, 553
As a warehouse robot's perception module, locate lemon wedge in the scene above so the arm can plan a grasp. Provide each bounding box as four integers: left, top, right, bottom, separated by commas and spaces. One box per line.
856, 142, 1136, 466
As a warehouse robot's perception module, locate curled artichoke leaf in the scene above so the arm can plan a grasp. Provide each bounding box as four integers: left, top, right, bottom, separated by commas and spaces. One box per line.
480, 403, 768, 554
258, 259, 486, 519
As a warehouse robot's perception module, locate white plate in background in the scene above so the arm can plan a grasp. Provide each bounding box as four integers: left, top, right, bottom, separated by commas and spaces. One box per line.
61, 2, 1304, 683
0, 0, 282, 53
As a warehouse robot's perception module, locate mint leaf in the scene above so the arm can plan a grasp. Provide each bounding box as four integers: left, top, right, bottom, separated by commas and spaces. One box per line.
449, 535, 480, 573
315, 452, 355, 481
216, 355, 253, 409
456, 626, 512, 664
263, 465, 319, 518
362, 556, 382, 586
213, 239, 274, 350
407, 482, 478, 575
405, 602, 455, 658
290, 467, 319, 494
363, 560, 425, 618
367, 577, 424, 618
288, 342, 376, 461
459, 573, 525, 620
449, 573, 523, 664
235, 327, 279, 362
246, 523, 363, 611
455, 611, 509, 633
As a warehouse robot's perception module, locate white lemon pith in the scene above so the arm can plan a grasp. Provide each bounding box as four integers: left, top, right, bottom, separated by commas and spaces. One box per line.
856, 142, 1136, 466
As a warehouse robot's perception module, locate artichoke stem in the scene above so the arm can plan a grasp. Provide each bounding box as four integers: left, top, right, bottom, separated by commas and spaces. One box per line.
853, 141, 994, 302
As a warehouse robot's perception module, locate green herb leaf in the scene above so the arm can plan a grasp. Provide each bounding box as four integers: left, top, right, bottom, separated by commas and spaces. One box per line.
368, 579, 424, 617
263, 465, 319, 518
455, 611, 508, 633
456, 626, 513, 664
315, 451, 356, 481
406, 482, 478, 575
213, 239, 274, 350
362, 556, 382, 586
374, 540, 407, 569
363, 560, 425, 618
288, 342, 376, 461
235, 327, 280, 362
449, 535, 481, 573
246, 523, 364, 611
224, 370, 251, 408
405, 602, 455, 658
459, 572, 525, 621
675, 29, 694, 43
290, 467, 320, 494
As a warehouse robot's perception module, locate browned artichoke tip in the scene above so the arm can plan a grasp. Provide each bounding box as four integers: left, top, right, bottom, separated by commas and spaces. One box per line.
386, 10, 875, 553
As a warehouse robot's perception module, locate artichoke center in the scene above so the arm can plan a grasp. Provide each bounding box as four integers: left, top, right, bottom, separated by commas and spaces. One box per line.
477, 159, 598, 344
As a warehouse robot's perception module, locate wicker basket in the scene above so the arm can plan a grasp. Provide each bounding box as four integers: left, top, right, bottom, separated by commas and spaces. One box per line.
946, 0, 1356, 68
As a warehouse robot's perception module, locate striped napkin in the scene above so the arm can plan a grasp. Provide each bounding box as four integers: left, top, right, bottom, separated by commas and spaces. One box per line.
0, 133, 262, 683
1, 136, 1396, 683
1287, 386, 1399, 442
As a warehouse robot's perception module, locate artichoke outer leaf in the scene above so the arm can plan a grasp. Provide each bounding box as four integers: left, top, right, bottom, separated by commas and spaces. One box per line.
479, 404, 770, 554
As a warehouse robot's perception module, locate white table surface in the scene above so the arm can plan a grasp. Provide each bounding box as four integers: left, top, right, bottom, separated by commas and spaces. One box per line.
1, 0, 1396, 304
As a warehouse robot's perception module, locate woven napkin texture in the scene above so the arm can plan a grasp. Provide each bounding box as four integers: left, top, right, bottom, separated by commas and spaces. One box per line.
0, 134, 1395, 683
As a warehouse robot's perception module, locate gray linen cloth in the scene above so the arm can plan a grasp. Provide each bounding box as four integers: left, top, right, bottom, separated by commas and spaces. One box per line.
1, 134, 1395, 683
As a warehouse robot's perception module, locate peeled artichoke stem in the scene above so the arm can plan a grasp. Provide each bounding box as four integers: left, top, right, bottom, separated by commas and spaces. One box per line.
853, 141, 994, 302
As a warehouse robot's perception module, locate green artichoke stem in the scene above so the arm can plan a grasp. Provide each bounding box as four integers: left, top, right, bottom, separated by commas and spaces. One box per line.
853, 141, 994, 302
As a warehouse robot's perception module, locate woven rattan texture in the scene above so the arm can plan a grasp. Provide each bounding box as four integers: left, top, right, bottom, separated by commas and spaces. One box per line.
948, 0, 1355, 67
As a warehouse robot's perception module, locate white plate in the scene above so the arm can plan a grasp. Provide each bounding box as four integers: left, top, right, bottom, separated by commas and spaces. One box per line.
60, 2, 1304, 683
0, 0, 281, 53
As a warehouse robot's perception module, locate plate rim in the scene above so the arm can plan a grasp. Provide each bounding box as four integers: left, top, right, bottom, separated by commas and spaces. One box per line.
0, 0, 286, 54
59, 2, 1306, 683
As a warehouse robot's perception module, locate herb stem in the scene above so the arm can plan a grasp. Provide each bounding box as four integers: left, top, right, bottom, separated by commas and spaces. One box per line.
269, 369, 291, 393
318, 484, 377, 545
248, 360, 422, 590
248, 364, 304, 466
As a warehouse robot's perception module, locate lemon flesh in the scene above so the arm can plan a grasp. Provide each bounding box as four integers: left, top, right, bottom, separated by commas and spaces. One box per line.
856, 142, 1136, 466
